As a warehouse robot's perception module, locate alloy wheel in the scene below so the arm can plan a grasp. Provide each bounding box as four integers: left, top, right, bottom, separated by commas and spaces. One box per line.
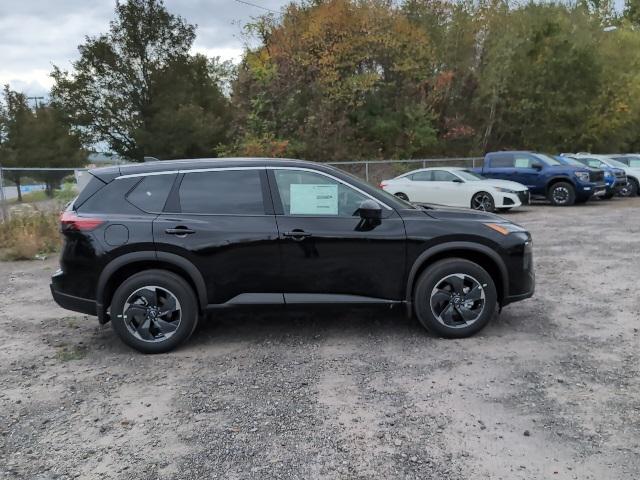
471, 193, 493, 211
430, 274, 486, 328
123, 286, 182, 342
552, 186, 570, 204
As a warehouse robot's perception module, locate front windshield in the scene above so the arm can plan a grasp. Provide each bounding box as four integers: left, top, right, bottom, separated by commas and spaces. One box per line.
456, 170, 485, 181
607, 158, 628, 168
533, 153, 562, 165
559, 156, 584, 167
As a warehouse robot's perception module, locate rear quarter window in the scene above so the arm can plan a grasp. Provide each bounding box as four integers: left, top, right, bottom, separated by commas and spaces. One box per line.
76, 177, 141, 214
126, 174, 176, 213
489, 155, 515, 167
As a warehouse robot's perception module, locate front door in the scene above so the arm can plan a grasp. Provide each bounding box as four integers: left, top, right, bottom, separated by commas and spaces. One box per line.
268, 168, 407, 302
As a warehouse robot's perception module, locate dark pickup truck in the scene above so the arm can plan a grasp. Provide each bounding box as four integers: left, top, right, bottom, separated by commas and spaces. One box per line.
472, 151, 607, 206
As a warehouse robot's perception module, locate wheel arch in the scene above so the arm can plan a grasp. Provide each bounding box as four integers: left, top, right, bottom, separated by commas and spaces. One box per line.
545, 176, 576, 193
405, 242, 508, 316
96, 251, 207, 323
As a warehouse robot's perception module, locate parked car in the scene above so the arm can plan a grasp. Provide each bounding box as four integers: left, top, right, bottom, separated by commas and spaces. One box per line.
556, 155, 622, 199
50, 158, 535, 353
472, 151, 607, 206
573, 153, 640, 197
379, 167, 529, 213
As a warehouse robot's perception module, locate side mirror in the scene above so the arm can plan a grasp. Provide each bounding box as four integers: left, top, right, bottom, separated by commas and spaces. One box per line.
358, 199, 382, 221
452, 178, 463, 183
531, 162, 543, 170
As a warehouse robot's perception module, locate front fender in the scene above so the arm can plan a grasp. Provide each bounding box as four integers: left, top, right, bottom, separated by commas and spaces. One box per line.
404, 241, 509, 312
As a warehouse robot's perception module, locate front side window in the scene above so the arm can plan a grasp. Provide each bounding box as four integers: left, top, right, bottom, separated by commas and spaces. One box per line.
514, 155, 533, 168
274, 169, 369, 217
179, 170, 265, 215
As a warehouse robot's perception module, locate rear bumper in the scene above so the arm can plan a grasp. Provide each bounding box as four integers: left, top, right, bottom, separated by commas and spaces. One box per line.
50, 285, 97, 316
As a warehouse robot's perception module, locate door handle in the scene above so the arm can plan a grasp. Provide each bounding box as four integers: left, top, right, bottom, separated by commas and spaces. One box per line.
165, 227, 195, 236
283, 230, 312, 241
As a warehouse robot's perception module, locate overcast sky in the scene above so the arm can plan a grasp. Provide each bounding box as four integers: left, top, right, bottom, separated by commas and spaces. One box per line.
0, 0, 289, 98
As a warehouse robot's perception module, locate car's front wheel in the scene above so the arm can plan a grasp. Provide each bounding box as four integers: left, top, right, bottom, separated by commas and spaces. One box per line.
110, 270, 199, 354
471, 191, 495, 212
548, 182, 575, 206
414, 258, 497, 338
395, 192, 409, 201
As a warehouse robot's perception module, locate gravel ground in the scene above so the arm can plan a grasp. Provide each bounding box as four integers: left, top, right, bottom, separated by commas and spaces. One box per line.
1, 198, 639, 479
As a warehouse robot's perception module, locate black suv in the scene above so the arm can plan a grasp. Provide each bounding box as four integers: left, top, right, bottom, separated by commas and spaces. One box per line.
51, 158, 535, 353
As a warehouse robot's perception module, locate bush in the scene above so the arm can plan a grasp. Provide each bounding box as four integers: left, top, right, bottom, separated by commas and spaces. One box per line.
54, 183, 78, 204
0, 211, 61, 260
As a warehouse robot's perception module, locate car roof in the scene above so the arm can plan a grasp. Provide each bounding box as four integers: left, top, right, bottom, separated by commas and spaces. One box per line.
89, 157, 324, 182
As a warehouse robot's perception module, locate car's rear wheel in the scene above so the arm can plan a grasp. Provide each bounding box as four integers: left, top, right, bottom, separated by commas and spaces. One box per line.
548, 182, 575, 206
471, 192, 495, 212
414, 258, 497, 338
110, 270, 198, 354
395, 192, 409, 201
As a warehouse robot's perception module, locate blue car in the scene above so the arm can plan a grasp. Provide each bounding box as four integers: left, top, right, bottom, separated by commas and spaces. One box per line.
557, 155, 626, 199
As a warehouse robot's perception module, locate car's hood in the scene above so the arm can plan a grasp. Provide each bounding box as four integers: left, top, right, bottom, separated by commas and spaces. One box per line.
421, 205, 506, 223
477, 179, 527, 191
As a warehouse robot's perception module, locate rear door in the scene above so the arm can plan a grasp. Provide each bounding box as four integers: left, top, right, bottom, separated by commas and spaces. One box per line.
485, 153, 516, 180
405, 170, 435, 203
153, 168, 283, 305
268, 167, 406, 302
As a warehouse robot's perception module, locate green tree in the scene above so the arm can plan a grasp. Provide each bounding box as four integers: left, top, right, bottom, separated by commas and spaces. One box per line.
51, 0, 231, 160
0, 86, 85, 201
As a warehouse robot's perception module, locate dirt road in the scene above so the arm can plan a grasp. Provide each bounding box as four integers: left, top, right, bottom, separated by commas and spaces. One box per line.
1, 199, 639, 479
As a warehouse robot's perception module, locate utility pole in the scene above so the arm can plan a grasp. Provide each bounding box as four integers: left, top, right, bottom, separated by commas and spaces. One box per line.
0, 164, 7, 223
26, 96, 45, 109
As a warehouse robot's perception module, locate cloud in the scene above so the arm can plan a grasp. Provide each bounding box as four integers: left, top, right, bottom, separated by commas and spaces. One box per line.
0, 0, 289, 94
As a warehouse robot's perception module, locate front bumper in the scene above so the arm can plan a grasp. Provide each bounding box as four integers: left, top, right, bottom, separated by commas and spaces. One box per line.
577, 182, 607, 197
497, 190, 529, 208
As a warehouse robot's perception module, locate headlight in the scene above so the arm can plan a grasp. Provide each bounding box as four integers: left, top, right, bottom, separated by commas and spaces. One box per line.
575, 171, 590, 182
494, 187, 518, 194
484, 222, 527, 235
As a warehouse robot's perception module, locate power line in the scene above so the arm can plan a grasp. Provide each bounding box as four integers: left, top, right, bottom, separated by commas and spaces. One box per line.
233, 0, 281, 14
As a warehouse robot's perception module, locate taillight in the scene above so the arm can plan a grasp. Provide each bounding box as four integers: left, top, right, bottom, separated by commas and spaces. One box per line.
60, 211, 104, 231
379, 182, 388, 188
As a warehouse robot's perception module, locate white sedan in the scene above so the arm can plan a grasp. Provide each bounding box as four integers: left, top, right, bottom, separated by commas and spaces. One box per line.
379, 167, 529, 212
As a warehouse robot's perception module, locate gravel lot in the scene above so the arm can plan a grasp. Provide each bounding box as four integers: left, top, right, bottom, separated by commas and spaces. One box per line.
1, 198, 639, 479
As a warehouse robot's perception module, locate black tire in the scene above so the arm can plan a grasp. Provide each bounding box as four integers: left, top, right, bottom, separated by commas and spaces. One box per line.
470, 191, 496, 212
395, 192, 409, 201
547, 181, 576, 206
110, 269, 199, 353
602, 191, 615, 200
414, 258, 497, 338
628, 178, 639, 197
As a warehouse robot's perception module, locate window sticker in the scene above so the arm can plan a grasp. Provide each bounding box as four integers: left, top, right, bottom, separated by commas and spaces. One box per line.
514, 157, 530, 168
289, 184, 338, 215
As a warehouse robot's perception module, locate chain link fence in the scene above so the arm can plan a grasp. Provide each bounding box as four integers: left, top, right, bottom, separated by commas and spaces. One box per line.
0, 158, 482, 222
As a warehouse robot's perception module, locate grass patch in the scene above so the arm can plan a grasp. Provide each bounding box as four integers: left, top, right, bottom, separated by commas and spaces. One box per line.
0, 210, 61, 260
55, 344, 87, 362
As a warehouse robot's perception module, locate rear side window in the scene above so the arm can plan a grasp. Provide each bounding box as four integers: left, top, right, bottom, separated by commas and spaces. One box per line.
127, 174, 176, 213
410, 171, 433, 181
432, 170, 458, 181
490, 155, 515, 167
179, 170, 265, 215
